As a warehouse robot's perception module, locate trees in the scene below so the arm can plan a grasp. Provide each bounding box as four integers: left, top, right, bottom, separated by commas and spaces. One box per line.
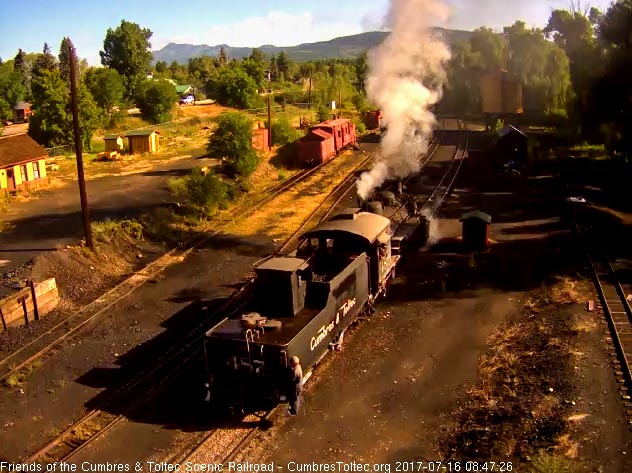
188, 56, 217, 84
217, 47, 229, 67
28, 68, 102, 149
207, 112, 259, 178
242, 57, 265, 88
276, 51, 290, 79
0, 61, 27, 120
28, 68, 69, 147
58, 37, 78, 83
469, 27, 506, 72
100, 20, 153, 100
85, 67, 125, 115
31, 43, 58, 102
135, 79, 177, 124
588, 0, 632, 159
206, 63, 259, 109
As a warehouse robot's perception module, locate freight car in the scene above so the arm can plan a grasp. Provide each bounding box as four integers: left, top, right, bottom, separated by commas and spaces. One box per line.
364, 110, 383, 130
297, 118, 357, 167
203, 210, 398, 412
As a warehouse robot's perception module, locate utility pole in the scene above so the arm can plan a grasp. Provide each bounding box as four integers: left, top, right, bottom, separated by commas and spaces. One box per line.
267, 95, 272, 151
69, 48, 94, 250
308, 71, 312, 110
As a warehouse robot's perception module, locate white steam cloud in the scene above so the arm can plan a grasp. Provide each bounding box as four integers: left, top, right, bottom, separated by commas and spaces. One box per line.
357, 0, 451, 200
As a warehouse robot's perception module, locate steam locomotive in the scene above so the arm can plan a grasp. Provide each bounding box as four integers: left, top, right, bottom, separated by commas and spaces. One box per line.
203, 179, 429, 412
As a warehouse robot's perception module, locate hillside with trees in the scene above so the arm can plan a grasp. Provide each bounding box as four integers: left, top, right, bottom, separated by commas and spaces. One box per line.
0, 2, 629, 163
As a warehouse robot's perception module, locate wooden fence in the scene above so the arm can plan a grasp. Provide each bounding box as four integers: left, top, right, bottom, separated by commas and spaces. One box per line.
0, 278, 59, 332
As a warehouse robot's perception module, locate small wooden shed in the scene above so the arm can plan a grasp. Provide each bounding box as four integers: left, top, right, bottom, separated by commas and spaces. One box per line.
252, 126, 270, 152
459, 210, 492, 251
103, 134, 124, 153
124, 130, 160, 155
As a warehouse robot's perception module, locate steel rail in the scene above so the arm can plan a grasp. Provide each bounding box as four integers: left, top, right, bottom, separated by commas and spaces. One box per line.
0, 142, 364, 386
21, 142, 375, 463
572, 215, 632, 392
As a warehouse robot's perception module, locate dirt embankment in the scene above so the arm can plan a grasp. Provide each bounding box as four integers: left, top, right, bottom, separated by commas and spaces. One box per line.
0, 233, 162, 352
438, 275, 632, 471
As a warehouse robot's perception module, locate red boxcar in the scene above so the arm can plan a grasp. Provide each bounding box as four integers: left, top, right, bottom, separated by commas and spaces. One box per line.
297, 128, 336, 166
365, 110, 382, 130
316, 119, 357, 152
297, 118, 357, 167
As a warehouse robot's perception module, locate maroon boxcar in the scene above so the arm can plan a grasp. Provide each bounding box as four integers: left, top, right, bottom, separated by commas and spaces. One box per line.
297, 128, 336, 166
297, 118, 357, 167
365, 110, 382, 130
316, 119, 357, 151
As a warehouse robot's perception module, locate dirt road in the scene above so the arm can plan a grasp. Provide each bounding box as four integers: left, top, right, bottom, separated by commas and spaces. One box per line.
0, 155, 215, 275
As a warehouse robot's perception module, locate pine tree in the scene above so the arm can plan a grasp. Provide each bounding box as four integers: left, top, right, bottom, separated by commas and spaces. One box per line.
59, 37, 78, 83
218, 47, 228, 67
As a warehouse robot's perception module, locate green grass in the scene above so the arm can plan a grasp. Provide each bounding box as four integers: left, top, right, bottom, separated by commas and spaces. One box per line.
92, 219, 144, 243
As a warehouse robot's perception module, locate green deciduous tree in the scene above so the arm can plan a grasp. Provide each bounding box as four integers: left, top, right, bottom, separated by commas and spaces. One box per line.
270, 116, 301, 146
242, 57, 265, 88
188, 56, 217, 84
276, 51, 290, 78
100, 20, 153, 100
0, 61, 27, 120
85, 67, 125, 115
469, 27, 506, 72
171, 167, 233, 213
206, 63, 259, 109
135, 79, 177, 123
207, 112, 259, 178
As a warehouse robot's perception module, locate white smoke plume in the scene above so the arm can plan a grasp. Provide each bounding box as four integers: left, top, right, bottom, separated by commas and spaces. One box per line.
356, 0, 452, 200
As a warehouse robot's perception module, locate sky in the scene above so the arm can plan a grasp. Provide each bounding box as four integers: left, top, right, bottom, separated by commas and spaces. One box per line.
0, 0, 615, 66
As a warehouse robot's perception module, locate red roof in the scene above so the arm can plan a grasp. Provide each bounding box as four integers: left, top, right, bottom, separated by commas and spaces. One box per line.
306, 129, 332, 141
0, 134, 48, 168
321, 119, 351, 126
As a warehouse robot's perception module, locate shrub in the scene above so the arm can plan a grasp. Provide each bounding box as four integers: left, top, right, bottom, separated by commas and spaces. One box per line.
205, 64, 260, 109
271, 116, 301, 146
140, 207, 184, 245
135, 79, 177, 124
352, 116, 366, 134
92, 219, 143, 243
208, 112, 260, 179
318, 106, 331, 122
170, 167, 234, 214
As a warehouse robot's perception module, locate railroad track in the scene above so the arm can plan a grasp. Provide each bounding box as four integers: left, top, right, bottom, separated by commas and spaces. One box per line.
23, 285, 252, 464
421, 119, 468, 218
278, 121, 447, 254
0, 144, 364, 387
149, 121, 453, 464
21, 122, 456, 464
20, 144, 375, 464
215, 149, 351, 227
572, 209, 632, 418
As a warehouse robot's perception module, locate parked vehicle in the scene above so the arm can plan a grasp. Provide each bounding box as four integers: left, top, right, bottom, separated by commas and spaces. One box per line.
179, 95, 195, 105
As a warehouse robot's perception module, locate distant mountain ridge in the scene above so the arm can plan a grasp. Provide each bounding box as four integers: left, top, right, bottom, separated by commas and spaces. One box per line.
152, 28, 473, 64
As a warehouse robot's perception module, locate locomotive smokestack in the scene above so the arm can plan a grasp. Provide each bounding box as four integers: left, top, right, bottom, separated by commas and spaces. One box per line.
356, 0, 451, 200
